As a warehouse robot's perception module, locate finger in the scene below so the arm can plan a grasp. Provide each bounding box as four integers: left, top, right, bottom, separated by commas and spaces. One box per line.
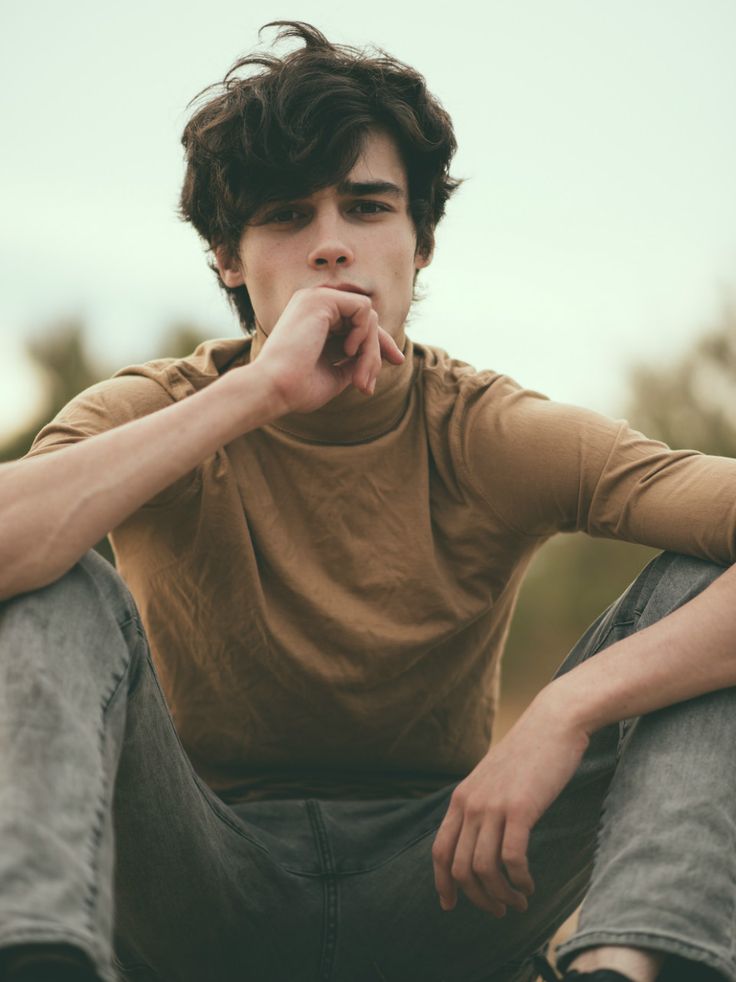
377, 327, 405, 364
343, 319, 370, 358
340, 308, 379, 392
432, 807, 463, 910
324, 291, 373, 338
451, 818, 507, 917
471, 819, 529, 913
500, 822, 535, 897
324, 295, 395, 387
353, 317, 381, 394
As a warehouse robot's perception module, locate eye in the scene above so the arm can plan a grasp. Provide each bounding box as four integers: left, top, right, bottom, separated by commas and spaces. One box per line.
268, 208, 304, 224
351, 201, 390, 215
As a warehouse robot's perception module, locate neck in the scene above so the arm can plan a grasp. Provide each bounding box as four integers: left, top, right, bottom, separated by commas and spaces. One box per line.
249, 322, 415, 444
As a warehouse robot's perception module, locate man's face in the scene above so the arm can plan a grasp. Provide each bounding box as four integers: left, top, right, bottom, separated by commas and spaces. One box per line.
215, 128, 432, 342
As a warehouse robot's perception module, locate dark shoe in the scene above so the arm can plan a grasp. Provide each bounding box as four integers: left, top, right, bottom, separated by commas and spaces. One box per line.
534, 953, 633, 982
0, 943, 98, 981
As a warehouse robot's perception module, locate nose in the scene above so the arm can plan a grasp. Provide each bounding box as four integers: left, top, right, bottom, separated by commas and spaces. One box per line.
307, 221, 355, 270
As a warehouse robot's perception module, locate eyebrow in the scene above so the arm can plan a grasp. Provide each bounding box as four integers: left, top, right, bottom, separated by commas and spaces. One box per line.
336, 179, 404, 198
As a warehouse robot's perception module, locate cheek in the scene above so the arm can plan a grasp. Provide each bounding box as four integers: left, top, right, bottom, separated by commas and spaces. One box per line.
241, 244, 287, 303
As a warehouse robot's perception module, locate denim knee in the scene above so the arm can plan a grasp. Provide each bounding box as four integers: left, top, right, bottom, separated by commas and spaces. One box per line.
635, 551, 729, 631
0, 547, 146, 689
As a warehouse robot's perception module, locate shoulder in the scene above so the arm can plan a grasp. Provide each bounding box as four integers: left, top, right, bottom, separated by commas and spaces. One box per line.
112, 336, 251, 398
413, 339, 577, 445
25, 336, 252, 459
411, 340, 627, 533
412, 340, 510, 437
412, 340, 618, 443
413, 341, 503, 398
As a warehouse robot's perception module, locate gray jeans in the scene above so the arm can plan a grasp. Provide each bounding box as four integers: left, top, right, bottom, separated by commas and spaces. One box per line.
0, 549, 733, 982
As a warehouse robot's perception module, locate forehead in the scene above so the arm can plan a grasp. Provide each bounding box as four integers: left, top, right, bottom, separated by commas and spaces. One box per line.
347, 129, 408, 190
246, 127, 409, 221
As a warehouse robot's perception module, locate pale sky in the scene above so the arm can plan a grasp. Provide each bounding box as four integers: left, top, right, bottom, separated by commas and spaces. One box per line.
2, 0, 736, 443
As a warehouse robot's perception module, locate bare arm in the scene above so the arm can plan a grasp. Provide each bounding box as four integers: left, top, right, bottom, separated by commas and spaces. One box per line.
432, 562, 736, 917
0, 365, 282, 600
0, 286, 402, 600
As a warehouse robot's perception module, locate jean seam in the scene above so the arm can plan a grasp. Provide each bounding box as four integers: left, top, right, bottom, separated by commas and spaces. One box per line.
82, 646, 133, 943
335, 823, 441, 876
306, 800, 338, 982
594, 615, 636, 654
555, 605, 643, 960
135, 647, 275, 854
628, 550, 673, 616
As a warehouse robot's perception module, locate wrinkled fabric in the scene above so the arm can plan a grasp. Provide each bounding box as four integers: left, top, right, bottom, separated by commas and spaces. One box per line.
25, 334, 736, 802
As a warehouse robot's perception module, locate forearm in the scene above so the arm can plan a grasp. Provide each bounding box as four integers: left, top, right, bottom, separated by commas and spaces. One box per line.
0, 363, 281, 600
543, 559, 736, 734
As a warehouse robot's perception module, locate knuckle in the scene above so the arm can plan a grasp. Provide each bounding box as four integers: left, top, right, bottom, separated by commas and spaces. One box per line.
501, 850, 522, 870
470, 857, 493, 878
451, 864, 473, 888
465, 800, 486, 821
450, 788, 466, 808
450, 860, 464, 880
431, 841, 448, 863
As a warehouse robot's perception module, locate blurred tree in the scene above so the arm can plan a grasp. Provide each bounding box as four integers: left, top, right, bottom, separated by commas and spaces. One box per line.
157, 321, 218, 366
0, 320, 106, 465
2, 319, 215, 464
623, 296, 736, 456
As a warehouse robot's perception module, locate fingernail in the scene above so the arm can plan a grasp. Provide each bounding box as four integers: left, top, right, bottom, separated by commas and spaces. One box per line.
369, 379, 376, 395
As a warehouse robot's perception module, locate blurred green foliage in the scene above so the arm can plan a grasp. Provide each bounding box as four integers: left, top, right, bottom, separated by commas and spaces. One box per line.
1, 319, 213, 465
2, 301, 735, 723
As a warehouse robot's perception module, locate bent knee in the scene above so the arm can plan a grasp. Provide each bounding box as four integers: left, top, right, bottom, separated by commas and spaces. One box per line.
12, 548, 139, 634
638, 551, 729, 629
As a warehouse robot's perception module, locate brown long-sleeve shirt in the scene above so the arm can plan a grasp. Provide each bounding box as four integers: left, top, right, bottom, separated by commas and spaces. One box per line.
26, 334, 736, 802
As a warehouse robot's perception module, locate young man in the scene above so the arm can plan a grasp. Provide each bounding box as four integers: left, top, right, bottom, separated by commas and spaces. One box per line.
1, 20, 735, 982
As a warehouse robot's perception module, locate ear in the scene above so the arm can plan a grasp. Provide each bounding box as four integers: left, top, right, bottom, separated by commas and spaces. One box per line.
214, 245, 246, 288
414, 236, 434, 271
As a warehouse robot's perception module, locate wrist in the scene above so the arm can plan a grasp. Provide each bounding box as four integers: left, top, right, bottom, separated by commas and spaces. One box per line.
530, 678, 596, 744
217, 362, 290, 435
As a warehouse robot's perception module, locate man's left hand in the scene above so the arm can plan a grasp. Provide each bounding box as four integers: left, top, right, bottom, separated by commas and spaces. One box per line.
431, 688, 590, 917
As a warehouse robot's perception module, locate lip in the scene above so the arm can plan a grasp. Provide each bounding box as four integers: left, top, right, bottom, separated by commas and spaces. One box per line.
318, 283, 372, 297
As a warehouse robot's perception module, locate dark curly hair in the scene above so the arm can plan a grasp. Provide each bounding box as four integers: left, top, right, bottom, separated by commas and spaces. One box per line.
178, 21, 462, 334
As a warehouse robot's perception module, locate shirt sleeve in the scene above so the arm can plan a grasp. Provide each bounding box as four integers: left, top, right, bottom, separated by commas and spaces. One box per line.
460, 374, 736, 565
